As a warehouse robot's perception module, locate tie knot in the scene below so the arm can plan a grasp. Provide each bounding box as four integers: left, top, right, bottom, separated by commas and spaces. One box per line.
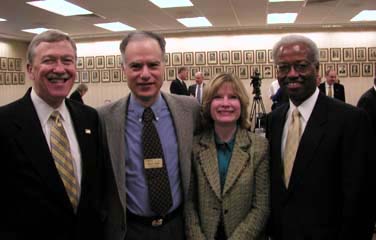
50, 111, 61, 121
292, 108, 300, 118
143, 107, 155, 123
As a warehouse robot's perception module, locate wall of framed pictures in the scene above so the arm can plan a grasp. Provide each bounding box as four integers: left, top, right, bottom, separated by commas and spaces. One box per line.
0, 30, 375, 109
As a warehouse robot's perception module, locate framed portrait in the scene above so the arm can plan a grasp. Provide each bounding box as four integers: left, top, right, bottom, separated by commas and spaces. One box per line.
12, 72, 19, 85
219, 51, 230, 64
0, 72, 4, 85
324, 63, 336, 73
8, 58, 15, 71
202, 66, 212, 80
250, 65, 261, 76
91, 70, 100, 83
213, 66, 224, 76
101, 70, 111, 83
337, 63, 348, 77
355, 47, 366, 61
368, 47, 376, 61
81, 71, 90, 83
95, 56, 105, 69
319, 48, 328, 62
207, 51, 218, 65
0, 57, 7, 70
225, 65, 236, 75
190, 67, 200, 80
76, 57, 84, 69
106, 55, 115, 68
255, 50, 267, 64
330, 48, 341, 62
85, 56, 94, 69
349, 63, 360, 77
19, 72, 25, 85
75, 71, 80, 83
183, 52, 194, 65
195, 52, 206, 65
5, 72, 11, 85
262, 65, 273, 79
268, 49, 274, 63
122, 70, 127, 82
112, 69, 121, 82
116, 55, 122, 68
238, 65, 249, 79
362, 63, 373, 77
172, 52, 182, 66
15, 58, 22, 71
166, 67, 176, 81
164, 53, 170, 66
231, 50, 242, 64
343, 48, 354, 62
243, 50, 254, 64
319, 63, 324, 78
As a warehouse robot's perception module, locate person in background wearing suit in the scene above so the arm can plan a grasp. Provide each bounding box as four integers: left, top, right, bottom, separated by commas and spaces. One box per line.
318, 69, 346, 102
357, 76, 376, 138
170, 66, 189, 95
188, 71, 205, 104
69, 83, 88, 104
0, 29, 105, 239
267, 35, 374, 240
185, 73, 269, 239
97, 31, 200, 240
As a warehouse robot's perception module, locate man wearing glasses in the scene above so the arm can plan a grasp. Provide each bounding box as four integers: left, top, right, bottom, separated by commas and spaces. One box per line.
267, 35, 374, 240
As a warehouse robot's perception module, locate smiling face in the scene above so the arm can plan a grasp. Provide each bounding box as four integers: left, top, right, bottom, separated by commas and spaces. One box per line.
276, 42, 318, 106
27, 40, 76, 108
123, 38, 164, 107
210, 82, 241, 128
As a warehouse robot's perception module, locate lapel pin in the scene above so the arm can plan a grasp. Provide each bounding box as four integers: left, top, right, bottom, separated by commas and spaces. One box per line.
85, 129, 91, 134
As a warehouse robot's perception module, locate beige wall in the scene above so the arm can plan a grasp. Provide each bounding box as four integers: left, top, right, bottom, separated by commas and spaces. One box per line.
0, 30, 375, 112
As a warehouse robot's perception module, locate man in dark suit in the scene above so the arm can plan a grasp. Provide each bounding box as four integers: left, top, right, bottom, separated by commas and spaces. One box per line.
69, 83, 88, 104
170, 66, 189, 95
357, 76, 376, 138
0, 29, 105, 239
188, 71, 205, 103
318, 69, 346, 102
267, 35, 374, 240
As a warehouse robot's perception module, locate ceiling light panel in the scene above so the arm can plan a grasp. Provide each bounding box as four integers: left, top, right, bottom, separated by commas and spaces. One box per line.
27, 0, 92, 16
149, 0, 193, 8
94, 22, 136, 32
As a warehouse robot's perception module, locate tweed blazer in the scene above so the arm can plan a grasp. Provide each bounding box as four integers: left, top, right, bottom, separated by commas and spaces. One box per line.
98, 91, 201, 240
185, 128, 270, 240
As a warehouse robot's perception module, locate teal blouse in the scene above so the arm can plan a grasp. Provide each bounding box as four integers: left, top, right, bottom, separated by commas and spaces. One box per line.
214, 131, 236, 190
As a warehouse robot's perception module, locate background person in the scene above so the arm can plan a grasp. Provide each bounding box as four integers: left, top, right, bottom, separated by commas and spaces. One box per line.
188, 71, 205, 104
267, 34, 374, 240
357, 76, 376, 138
69, 83, 88, 104
185, 73, 269, 239
170, 66, 189, 95
0, 29, 105, 239
98, 31, 200, 240
318, 68, 346, 102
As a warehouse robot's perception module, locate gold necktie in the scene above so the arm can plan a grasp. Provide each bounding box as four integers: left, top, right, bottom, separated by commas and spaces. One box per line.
283, 108, 301, 187
328, 86, 333, 97
50, 111, 80, 210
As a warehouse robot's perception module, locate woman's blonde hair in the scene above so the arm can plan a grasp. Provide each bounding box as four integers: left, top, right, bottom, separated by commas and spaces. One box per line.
202, 73, 250, 129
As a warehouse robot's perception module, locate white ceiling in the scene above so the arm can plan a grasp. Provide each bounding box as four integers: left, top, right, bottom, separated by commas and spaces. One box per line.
0, 0, 375, 42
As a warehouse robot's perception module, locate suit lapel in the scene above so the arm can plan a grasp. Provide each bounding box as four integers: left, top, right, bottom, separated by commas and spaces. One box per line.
197, 131, 222, 200
222, 129, 251, 196
13, 92, 72, 210
287, 94, 328, 193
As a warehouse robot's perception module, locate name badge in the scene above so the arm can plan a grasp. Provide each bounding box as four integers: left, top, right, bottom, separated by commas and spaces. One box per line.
144, 158, 163, 169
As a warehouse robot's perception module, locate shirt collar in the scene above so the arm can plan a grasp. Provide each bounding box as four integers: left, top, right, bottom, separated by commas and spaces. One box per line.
325, 81, 333, 88
129, 93, 163, 122
214, 128, 237, 151
30, 88, 69, 125
289, 88, 319, 123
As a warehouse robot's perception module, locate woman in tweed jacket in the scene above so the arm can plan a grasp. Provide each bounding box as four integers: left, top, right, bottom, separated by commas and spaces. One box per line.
185, 73, 270, 240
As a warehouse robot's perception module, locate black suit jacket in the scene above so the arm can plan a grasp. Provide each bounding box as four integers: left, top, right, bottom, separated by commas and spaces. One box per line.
318, 82, 346, 102
69, 90, 84, 104
188, 83, 205, 97
170, 78, 189, 96
267, 93, 374, 240
357, 87, 376, 138
0, 89, 105, 239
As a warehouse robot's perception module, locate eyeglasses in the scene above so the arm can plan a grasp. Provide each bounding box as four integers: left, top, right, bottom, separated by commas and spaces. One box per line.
276, 62, 313, 75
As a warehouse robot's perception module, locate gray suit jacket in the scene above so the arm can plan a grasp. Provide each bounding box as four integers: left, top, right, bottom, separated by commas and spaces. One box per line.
97, 92, 200, 240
